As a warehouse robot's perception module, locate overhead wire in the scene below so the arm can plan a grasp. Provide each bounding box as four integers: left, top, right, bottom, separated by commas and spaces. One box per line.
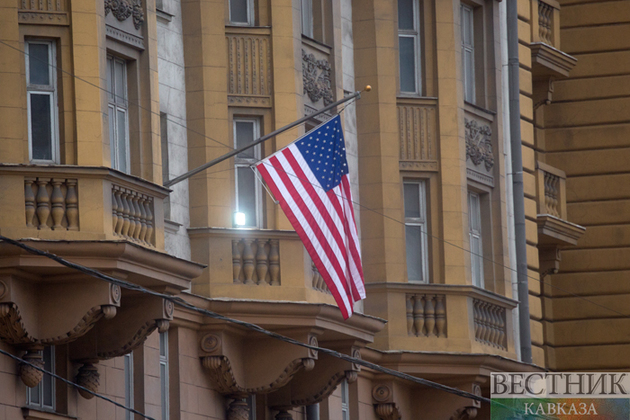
0, 346, 155, 420
0, 235, 558, 419
0, 33, 615, 418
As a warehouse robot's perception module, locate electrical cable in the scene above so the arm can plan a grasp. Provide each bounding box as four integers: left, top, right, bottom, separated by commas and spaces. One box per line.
0, 346, 155, 420
0, 33, 615, 418
2, 34, 626, 358
0, 235, 555, 419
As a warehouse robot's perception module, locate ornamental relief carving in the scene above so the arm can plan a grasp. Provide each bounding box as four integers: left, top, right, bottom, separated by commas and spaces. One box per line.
465, 119, 494, 171
105, 0, 144, 30
302, 50, 334, 106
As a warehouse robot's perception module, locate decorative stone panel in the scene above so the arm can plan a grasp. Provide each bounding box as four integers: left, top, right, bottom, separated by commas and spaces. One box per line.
397, 101, 438, 171
227, 28, 273, 108
18, 0, 68, 25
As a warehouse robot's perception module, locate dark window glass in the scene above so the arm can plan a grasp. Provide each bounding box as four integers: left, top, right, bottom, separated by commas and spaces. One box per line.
30, 94, 53, 161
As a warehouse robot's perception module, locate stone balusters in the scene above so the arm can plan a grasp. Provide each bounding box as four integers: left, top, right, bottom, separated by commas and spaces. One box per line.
232, 238, 280, 285
473, 299, 507, 350
543, 170, 560, 217
111, 185, 155, 246
311, 261, 330, 294
405, 294, 446, 337
24, 178, 79, 230
538, 1, 553, 45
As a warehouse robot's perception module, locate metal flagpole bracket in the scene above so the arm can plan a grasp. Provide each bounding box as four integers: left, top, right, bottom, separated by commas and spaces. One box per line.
163, 86, 371, 188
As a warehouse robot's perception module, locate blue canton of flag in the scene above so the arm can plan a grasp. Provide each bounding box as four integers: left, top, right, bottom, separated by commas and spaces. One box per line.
295, 117, 348, 192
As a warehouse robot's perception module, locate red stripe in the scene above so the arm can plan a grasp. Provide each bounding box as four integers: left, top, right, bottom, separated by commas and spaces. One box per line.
340, 176, 365, 283
282, 150, 353, 299
257, 161, 350, 319
270, 155, 352, 304
258, 159, 352, 318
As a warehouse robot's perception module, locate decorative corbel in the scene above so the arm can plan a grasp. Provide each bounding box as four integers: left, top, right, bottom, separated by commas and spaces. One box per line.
373, 383, 401, 420
199, 331, 318, 396
450, 407, 478, 420
18, 348, 44, 387
76, 362, 100, 399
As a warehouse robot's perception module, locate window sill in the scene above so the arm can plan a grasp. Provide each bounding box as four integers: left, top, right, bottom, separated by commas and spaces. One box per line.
464, 101, 496, 122
301, 34, 332, 55
22, 408, 77, 420
396, 96, 438, 106
156, 9, 173, 23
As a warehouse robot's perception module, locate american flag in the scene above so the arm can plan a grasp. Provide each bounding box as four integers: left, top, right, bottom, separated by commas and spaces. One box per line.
256, 115, 366, 319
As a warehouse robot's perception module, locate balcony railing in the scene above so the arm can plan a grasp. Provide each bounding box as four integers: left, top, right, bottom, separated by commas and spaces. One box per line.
536, 161, 566, 219
189, 228, 337, 304
532, 0, 560, 49
366, 283, 518, 355
0, 164, 168, 249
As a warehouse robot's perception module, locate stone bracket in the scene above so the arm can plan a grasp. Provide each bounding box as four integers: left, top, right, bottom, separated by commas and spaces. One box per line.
199, 329, 319, 395
68, 294, 173, 361
0, 275, 120, 347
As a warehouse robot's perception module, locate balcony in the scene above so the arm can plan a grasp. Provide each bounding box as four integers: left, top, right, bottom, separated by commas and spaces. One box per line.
365, 283, 518, 357
536, 162, 585, 274
188, 228, 336, 304
0, 164, 204, 393
0, 164, 168, 249
530, 0, 577, 79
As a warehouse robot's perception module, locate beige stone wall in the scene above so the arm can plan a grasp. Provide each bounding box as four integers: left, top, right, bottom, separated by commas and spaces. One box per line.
541, 0, 630, 371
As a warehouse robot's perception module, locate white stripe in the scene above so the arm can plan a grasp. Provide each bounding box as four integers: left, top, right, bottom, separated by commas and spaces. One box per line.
261, 160, 353, 315
290, 146, 350, 248
277, 150, 351, 280
332, 183, 364, 300
339, 180, 366, 298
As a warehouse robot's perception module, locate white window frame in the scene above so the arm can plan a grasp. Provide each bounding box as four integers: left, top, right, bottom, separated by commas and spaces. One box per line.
107, 55, 131, 174
229, 0, 255, 26
468, 191, 484, 288
397, 0, 422, 95
124, 353, 134, 420
26, 346, 55, 410
461, 3, 476, 104
404, 180, 429, 283
159, 331, 169, 420
301, 0, 314, 38
26, 40, 59, 164
234, 118, 262, 228
341, 379, 349, 420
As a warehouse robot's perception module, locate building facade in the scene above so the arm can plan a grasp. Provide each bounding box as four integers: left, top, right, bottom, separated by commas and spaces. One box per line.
0, 0, 625, 419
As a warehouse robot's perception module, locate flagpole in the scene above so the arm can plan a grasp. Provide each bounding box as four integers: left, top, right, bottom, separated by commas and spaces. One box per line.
164, 86, 371, 188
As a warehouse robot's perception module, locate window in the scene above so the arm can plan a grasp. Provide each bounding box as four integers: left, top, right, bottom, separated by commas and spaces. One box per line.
247, 395, 256, 420
234, 119, 262, 228
229, 0, 254, 26
398, 0, 421, 94
26, 40, 59, 163
161, 113, 171, 219
27, 346, 54, 410
124, 353, 134, 420
404, 181, 429, 283
341, 379, 349, 420
107, 55, 130, 173
301, 0, 314, 37
159, 331, 169, 420
461, 3, 475, 103
468, 191, 484, 288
